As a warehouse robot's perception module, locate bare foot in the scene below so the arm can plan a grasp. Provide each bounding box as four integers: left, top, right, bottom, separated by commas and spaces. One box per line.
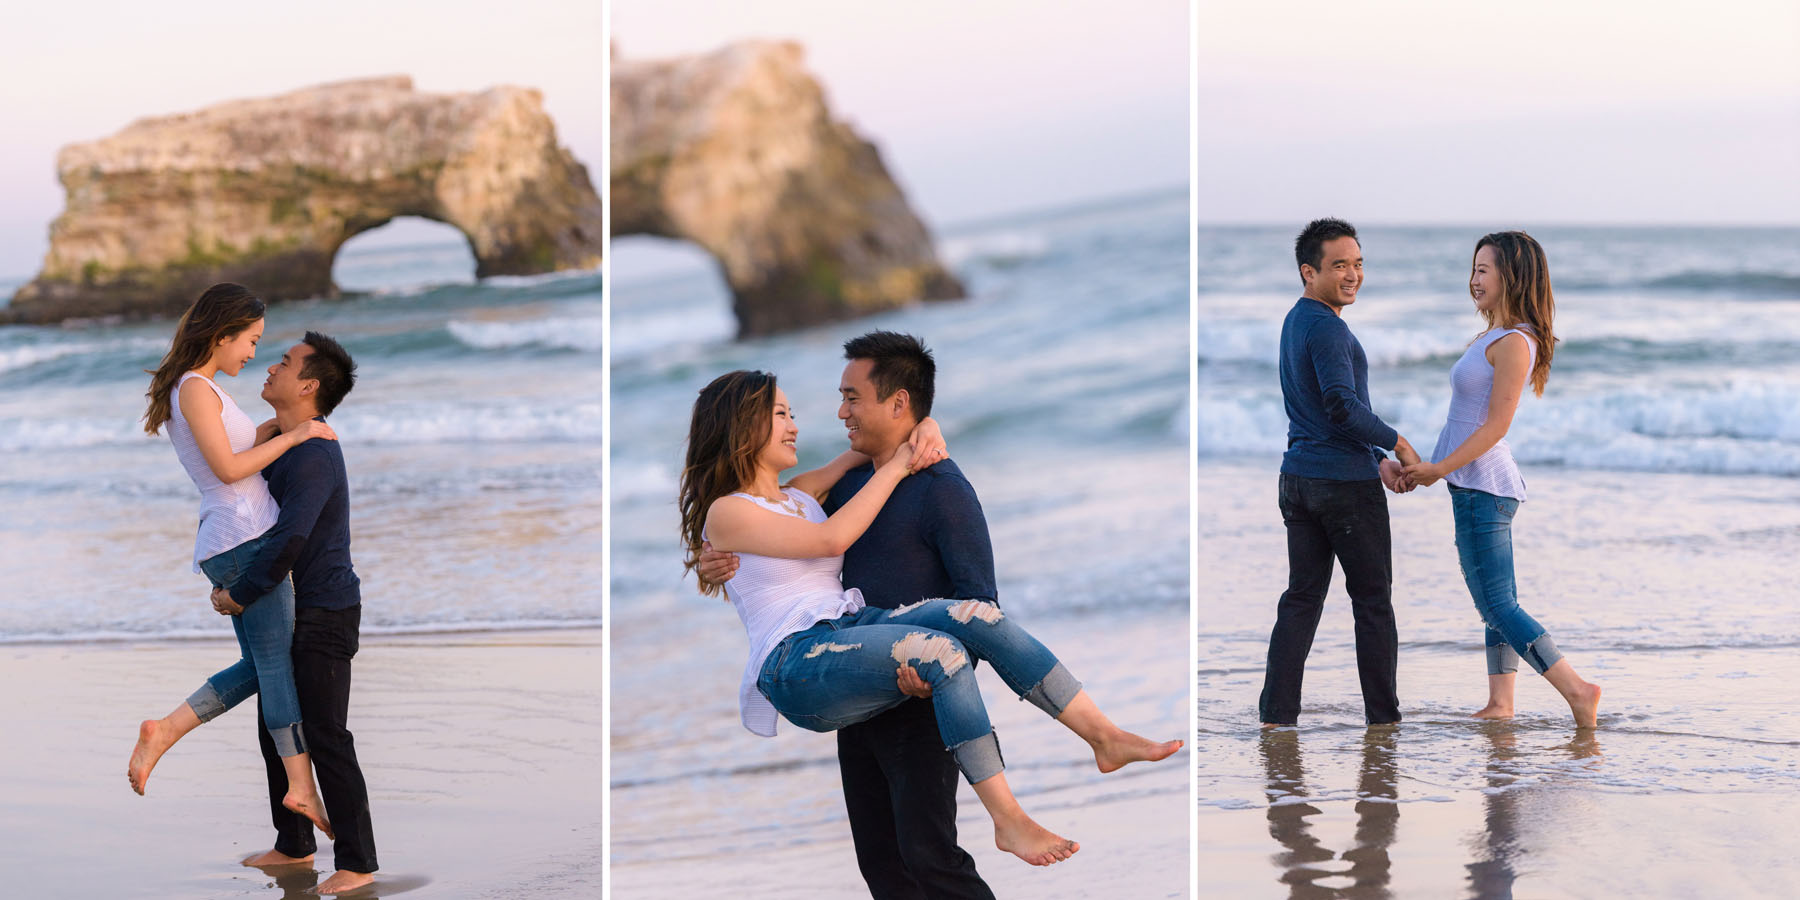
994, 815, 1079, 867
242, 848, 314, 867
128, 720, 173, 795
1470, 704, 1514, 720
1094, 730, 1183, 773
1569, 681, 1602, 729
311, 870, 375, 895
284, 791, 336, 841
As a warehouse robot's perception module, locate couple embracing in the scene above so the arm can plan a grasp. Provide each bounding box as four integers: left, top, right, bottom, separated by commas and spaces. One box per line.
680, 332, 1183, 897
127, 283, 376, 895
1260, 218, 1603, 731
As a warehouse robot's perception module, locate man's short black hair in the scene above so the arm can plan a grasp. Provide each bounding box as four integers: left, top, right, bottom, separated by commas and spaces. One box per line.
1295, 218, 1359, 283
842, 331, 935, 421
300, 331, 356, 417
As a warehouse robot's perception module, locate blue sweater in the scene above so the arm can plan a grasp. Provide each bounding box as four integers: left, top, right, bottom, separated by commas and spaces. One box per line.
227, 421, 362, 610
825, 458, 997, 609
1279, 298, 1399, 481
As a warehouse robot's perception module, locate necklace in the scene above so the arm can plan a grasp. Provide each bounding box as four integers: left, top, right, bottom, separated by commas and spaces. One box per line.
745, 489, 802, 516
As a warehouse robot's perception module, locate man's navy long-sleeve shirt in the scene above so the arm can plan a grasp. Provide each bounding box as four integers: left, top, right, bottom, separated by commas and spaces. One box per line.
825, 458, 996, 608
1279, 297, 1399, 481
228, 422, 361, 610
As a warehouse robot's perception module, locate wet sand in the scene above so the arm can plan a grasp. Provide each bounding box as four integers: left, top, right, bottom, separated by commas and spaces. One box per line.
0, 629, 601, 898
610, 614, 1191, 899
1196, 460, 1800, 898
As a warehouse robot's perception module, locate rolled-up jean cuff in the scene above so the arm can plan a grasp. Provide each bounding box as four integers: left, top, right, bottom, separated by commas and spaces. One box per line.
951, 730, 1004, 784
1486, 645, 1520, 676
1521, 634, 1563, 676
1022, 662, 1082, 718
186, 682, 227, 723
268, 721, 308, 757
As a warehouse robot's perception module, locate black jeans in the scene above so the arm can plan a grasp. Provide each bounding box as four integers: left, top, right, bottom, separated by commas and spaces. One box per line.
256, 604, 378, 874
838, 697, 996, 900
1259, 474, 1400, 725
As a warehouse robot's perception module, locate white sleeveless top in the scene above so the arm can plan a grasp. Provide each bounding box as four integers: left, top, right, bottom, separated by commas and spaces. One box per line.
167, 371, 280, 570
711, 487, 865, 736
1429, 327, 1537, 501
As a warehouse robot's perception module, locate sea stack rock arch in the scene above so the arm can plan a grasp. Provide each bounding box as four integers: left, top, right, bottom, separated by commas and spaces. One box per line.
610, 41, 963, 338
8, 76, 603, 323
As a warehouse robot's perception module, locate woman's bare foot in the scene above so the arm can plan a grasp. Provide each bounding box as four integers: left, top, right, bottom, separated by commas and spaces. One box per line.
313, 870, 375, 895
994, 814, 1079, 867
284, 790, 335, 841
242, 848, 314, 867
1470, 703, 1514, 720
1093, 730, 1183, 773
128, 719, 173, 795
1569, 681, 1602, 729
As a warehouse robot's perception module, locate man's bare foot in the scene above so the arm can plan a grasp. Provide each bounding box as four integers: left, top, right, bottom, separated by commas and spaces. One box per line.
1569, 681, 1602, 729
284, 791, 336, 841
994, 816, 1079, 867
311, 870, 375, 895
1093, 730, 1183, 773
242, 848, 314, 867
1470, 704, 1514, 720
127, 719, 174, 795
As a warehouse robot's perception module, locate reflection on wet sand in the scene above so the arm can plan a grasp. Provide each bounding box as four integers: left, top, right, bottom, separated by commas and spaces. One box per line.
1258, 727, 1398, 899
1467, 726, 1604, 900
243, 861, 431, 899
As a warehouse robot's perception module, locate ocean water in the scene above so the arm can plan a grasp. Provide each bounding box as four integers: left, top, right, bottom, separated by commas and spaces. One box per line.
1195, 225, 1800, 896
1198, 225, 1800, 476
0, 235, 602, 641
609, 191, 1192, 869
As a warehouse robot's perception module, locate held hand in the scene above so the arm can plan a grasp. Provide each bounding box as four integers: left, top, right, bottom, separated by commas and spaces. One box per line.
1378, 459, 1415, 494
896, 665, 933, 699
288, 419, 337, 445
210, 586, 244, 616
697, 540, 740, 595
1402, 462, 1442, 488
255, 417, 282, 445
906, 417, 948, 472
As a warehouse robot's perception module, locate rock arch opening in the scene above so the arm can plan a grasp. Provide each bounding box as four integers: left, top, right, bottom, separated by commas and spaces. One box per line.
332, 217, 477, 294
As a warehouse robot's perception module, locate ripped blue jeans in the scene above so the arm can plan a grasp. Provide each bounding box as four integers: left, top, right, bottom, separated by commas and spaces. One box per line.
756, 598, 1081, 785
1451, 486, 1564, 676
184, 533, 307, 757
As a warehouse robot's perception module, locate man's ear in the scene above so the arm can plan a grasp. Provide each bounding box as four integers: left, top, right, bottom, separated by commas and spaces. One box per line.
887, 389, 911, 420
298, 379, 318, 398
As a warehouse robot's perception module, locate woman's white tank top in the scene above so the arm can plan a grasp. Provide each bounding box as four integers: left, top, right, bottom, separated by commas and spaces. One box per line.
167, 371, 279, 571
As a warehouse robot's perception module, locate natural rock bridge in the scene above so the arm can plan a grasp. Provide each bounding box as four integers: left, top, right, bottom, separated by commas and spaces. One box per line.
610, 41, 963, 338
7, 76, 603, 323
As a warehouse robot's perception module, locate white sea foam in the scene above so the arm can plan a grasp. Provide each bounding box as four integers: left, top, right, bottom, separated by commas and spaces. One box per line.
0, 336, 164, 375
940, 229, 1051, 269
447, 316, 604, 351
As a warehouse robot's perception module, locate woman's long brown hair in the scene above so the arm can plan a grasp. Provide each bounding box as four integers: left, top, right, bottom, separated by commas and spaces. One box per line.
143, 283, 266, 435
678, 370, 777, 596
1473, 231, 1557, 397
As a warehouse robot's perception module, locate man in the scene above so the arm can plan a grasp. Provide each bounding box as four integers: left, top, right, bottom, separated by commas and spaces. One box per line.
208, 332, 377, 896
1260, 218, 1420, 729
700, 331, 1000, 899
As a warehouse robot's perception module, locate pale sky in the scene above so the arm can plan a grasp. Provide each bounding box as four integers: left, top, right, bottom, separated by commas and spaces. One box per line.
611, 0, 1191, 229
0, 0, 603, 278
1197, 0, 1800, 224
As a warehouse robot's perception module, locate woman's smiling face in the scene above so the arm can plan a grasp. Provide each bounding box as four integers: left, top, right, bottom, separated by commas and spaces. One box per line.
759, 386, 800, 472
213, 318, 266, 376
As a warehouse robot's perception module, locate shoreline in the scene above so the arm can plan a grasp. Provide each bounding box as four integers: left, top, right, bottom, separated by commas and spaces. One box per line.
0, 628, 603, 898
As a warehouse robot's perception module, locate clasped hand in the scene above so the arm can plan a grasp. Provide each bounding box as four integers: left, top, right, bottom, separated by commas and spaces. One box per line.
1380, 459, 1444, 493
209, 586, 244, 616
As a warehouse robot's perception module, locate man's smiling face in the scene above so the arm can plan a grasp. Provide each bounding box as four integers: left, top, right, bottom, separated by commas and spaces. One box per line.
261, 342, 316, 408
838, 358, 906, 455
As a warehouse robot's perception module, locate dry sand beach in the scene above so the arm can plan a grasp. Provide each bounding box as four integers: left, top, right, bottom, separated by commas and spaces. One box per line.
0, 629, 601, 899
1195, 461, 1800, 899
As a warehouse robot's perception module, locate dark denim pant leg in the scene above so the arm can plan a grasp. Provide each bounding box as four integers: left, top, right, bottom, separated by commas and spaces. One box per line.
259, 605, 378, 873
839, 700, 995, 900
1260, 474, 1336, 725
1324, 481, 1400, 725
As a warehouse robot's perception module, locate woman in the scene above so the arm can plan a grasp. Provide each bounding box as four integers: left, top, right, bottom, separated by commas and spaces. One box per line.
1401, 232, 1603, 728
128, 282, 335, 837
678, 371, 1182, 867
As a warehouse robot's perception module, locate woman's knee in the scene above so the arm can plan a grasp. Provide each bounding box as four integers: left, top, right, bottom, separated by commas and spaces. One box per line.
890, 630, 970, 681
